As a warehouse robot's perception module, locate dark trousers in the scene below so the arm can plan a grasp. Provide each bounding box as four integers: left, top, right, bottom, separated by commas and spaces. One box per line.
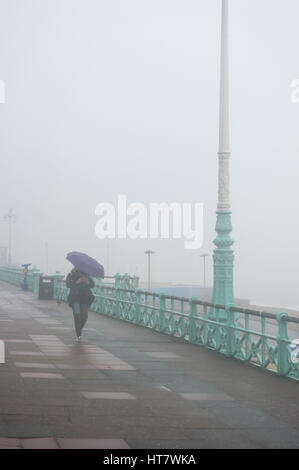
72, 301, 89, 337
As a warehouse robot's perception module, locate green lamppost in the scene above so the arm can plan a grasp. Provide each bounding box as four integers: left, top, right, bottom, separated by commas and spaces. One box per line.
210, 0, 235, 321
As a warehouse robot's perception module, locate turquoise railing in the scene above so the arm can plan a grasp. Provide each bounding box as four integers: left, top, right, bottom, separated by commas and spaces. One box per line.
0, 266, 44, 293
54, 277, 299, 382
0, 266, 66, 294
0, 267, 298, 381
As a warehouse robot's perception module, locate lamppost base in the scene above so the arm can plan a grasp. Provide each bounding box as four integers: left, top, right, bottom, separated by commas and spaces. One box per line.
209, 210, 235, 322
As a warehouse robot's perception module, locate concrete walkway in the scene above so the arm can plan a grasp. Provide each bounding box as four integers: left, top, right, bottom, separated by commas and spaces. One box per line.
0, 281, 298, 449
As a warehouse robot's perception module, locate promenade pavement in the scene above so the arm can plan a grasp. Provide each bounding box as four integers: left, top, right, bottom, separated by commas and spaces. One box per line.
0, 281, 298, 450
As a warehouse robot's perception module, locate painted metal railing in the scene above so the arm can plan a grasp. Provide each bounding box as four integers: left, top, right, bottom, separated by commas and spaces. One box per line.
0, 266, 44, 293
0, 267, 298, 381
53, 277, 299, 381
0, 266, 66, 294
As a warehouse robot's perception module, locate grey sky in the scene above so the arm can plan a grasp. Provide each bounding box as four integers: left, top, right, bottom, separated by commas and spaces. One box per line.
0, 0, 298, 309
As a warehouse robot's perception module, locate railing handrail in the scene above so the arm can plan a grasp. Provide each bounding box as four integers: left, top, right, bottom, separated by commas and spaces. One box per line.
2, 266, 298, 324
0, 266, 298, 381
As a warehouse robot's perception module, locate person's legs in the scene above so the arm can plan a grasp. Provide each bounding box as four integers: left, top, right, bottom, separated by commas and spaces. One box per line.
72, 301, 82, 338
80, 304, 89, 332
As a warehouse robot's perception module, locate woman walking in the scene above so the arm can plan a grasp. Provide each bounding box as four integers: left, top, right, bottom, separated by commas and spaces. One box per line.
66, 268, 95, 341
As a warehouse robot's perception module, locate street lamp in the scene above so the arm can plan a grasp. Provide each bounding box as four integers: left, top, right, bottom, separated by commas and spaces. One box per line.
144, 250, 154, 291
45, 242, 49, 274
106, 239, 110, 276
210, 0, 235, 320
4, 209, 16, 266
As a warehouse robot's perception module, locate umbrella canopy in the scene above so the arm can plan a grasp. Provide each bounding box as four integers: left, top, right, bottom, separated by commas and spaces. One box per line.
66, 252, 104, 279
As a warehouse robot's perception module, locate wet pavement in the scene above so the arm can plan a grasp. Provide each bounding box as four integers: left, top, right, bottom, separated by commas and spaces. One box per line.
0, 281, 298, 449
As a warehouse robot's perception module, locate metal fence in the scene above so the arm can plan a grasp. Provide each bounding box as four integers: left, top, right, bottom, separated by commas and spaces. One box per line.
0, 266, 44, 293
0, 266, 298, 381
54, 276, 299, 382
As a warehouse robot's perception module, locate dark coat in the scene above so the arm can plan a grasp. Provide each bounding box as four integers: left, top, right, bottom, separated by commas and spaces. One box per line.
66, 270, 95, 307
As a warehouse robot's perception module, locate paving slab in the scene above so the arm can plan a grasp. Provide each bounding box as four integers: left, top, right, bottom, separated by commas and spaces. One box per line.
0, 280, 299, 449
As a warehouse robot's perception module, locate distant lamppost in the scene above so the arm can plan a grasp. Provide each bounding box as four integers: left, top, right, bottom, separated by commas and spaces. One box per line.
200, 254, 209, 290
4, 209, 16, 266
210, 0, 235, 320
144, 250, 154, 291
45, 242, 49, 274
106, 239, 110, 276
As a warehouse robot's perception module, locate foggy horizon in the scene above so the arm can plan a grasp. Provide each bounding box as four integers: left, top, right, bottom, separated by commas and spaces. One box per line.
0, 0, 298, 310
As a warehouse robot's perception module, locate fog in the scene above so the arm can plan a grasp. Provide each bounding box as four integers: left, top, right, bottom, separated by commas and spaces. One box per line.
0, 0, 298, 309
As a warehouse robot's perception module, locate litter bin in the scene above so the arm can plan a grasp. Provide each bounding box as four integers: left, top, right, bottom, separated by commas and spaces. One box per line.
38, 276, 54, 300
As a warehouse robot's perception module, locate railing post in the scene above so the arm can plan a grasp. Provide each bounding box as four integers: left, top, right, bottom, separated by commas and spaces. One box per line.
189, 298, 198, 344
158, 294, 166, 333
123, 273, 129, 290
277, 312, 290, 377
225, 306, 235, 357
115, 287, 121, 318
53, 271, 64, 300
98, 284, 104, 314
114, 273, 121, 289
134, 289, 142, 325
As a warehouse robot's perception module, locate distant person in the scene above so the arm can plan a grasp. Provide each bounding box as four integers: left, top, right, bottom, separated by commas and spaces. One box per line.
66, 267, 95, 341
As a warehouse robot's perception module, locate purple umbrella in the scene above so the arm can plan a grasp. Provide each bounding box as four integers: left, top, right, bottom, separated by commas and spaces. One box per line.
66, 252, 104, 279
